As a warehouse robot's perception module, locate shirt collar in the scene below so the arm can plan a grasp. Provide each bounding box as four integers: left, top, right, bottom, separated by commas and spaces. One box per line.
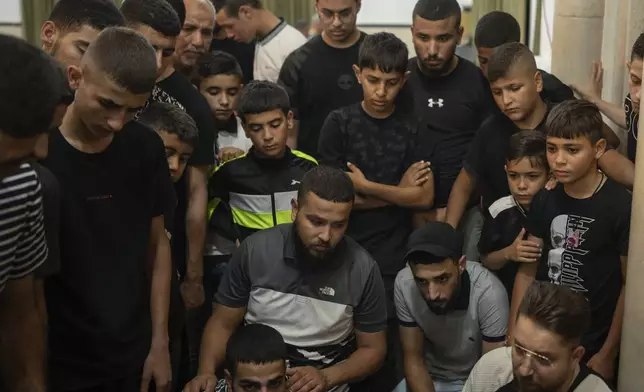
453, 269, 471, 311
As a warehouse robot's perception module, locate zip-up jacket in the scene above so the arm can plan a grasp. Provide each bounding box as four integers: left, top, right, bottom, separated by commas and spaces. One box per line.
208, 147, 318, 241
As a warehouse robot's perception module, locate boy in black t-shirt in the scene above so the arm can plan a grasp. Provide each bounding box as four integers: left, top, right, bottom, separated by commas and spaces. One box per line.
479, 131, 548, 300
446, 43, 550, 228
138, 101, 199, 391
318, 32, 433, 392
42, 28, 175, 392
512, 100, 631, 383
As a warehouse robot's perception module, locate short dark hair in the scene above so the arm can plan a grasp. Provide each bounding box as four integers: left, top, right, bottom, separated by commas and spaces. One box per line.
166, 0, 187, 26
217, 0, 263, 17
632, 33, 644, 61
474, 11, 521, 48
48, 0, 125, 33
137, 102, 199, 149
487, 42, 537, 83
298, 166, 355, 205
85, 27, 157, 94
0, 34, 62, 138
225, 324, 287, 378
507, 130, 548, 170
546, 100, 603, 144
518, 281, 591, 345
195, 51, 244, 84
358, 32, 408, 74
413, 0, 461, 27
121, 0, 181, 37
236, 81, 290, 123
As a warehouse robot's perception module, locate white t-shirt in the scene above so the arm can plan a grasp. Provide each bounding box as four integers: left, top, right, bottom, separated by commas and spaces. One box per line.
254, 19, 306, 82
217, 117, 252, 152
463, 347, 612, 392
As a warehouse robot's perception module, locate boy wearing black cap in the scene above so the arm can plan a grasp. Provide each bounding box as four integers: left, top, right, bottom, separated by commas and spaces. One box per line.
394, 222, 508, 392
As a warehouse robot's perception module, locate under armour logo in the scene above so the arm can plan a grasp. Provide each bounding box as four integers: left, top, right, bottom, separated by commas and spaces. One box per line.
428, 98, 444, 108
291, 179, 301, 186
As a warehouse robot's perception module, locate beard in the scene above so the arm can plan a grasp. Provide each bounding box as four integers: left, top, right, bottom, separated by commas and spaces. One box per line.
426, 272, 462, 315
418, 55, 453, 77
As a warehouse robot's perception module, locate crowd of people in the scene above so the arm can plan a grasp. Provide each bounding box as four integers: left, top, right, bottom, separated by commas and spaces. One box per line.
0, 0, 640, 391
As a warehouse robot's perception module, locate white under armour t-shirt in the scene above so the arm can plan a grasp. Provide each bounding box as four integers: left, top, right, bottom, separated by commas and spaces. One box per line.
254, 19, 306, 82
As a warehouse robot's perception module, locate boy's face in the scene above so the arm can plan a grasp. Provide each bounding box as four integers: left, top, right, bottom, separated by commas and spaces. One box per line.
226, 360, 287, 392
490, 66, 543, 125
243, 109, 292, 159
69, 61, 149, 138
132, 24, 176, 81
216, 8, 256, 43
157, 130, 194, 182
41, 23, 101, 68
199, 74, 243, 122
353, 65, 407, 116
476, 46, 494, 76
547, 136, 606, 184
505, 157, 548, 208
627, 57, 642, 114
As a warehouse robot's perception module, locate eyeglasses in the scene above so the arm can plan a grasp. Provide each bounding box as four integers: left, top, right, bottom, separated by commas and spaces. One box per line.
512, 342, 554, 368
319, 9, 354, 23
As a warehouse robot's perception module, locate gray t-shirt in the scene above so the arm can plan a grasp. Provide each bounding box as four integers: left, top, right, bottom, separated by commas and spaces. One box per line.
394, 261, 509, 382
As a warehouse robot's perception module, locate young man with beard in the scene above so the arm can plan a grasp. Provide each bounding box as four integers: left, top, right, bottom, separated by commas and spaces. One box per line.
399, 0, 497, 261
463, 282, 611, 392
445, 43, 550, 238
395, 222, 508, 392
184, 166, 388, 392
278, 0, 366, 157
0, 34, 63, 392
214, 0, 306, 83
42, 27, 174, 392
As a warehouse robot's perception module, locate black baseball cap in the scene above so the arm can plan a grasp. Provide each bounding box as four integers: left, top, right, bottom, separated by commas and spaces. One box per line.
404, 222, 464, 262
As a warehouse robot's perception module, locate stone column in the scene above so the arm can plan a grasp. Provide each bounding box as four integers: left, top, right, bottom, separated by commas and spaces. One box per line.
618, 64, 644, 392
550, 0, 605, 87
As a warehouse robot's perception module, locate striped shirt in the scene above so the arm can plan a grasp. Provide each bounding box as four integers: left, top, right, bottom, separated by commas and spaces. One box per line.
0, 163, 48, 292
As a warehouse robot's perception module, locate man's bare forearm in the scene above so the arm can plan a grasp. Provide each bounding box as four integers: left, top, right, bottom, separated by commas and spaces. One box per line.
362, 181, 433, 208
186, 166, 208, 281
0, 276, 46, 392
445, 169, 476, 228
321, 346, 385, 388
197, 316, 236, 375
150, 219, 172, 344
404, 357, 435, 392
599, 150, 634, 188
599, 286, 624, 359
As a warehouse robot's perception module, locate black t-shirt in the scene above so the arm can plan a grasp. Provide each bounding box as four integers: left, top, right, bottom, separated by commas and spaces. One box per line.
154, 71, 217, 276
540, 68, 575, 103
32, 163, 61, 279
478, 195, 526, 300
278, 33, 366, 158
318, 103, 419, 279
464, 104, 551, 210
398, 57, 497, 207
211, 38, 255, 84
625, 94, 639, 162
42, 122, 176, 389
526, 179, 631, 359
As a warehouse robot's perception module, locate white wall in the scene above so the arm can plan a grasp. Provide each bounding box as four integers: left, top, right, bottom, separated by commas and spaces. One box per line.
357, 0, 472, 26
530, 0, 555, 72
0, 0, 21, 23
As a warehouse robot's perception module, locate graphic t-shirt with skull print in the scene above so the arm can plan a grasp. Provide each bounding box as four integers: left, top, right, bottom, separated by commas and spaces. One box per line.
526, 179, 631, 359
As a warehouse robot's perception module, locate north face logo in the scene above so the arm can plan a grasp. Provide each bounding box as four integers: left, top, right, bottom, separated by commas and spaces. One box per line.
319, 286, 335, 296
428, 98, 444, 108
